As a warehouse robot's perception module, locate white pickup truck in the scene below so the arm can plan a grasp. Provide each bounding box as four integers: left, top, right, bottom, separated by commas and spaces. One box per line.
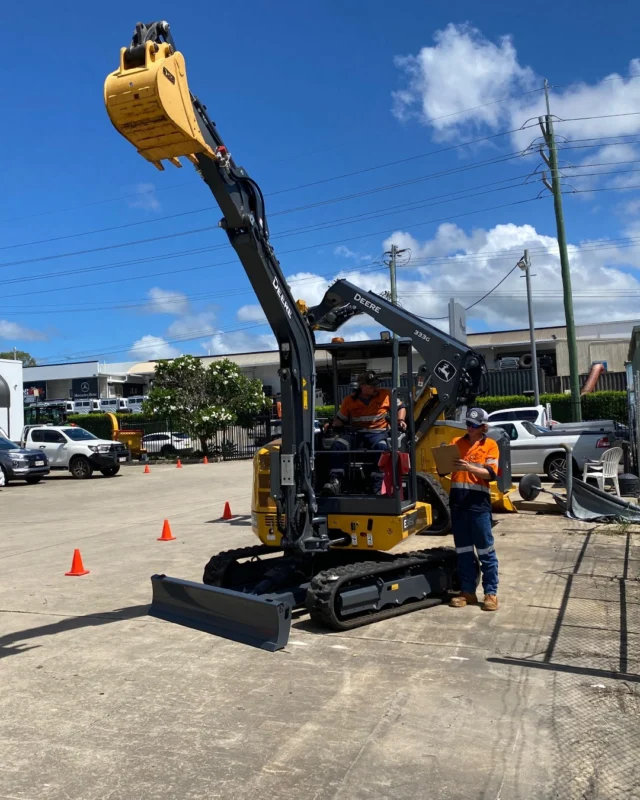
488, 419, 614, 479
23, 425, 130, 479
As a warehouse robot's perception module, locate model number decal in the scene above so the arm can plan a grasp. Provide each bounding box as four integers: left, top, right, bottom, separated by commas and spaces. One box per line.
413, 329, 430, 342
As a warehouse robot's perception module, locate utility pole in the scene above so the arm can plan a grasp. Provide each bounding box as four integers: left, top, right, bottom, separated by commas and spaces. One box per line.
384, 244, 407, 307
518, 249, 540, 406
539, 79, 582, 421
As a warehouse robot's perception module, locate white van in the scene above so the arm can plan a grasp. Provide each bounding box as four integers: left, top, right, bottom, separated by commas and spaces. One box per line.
73, 399, 101, 414
127, 395, 148, 413
99, 398, 130, 413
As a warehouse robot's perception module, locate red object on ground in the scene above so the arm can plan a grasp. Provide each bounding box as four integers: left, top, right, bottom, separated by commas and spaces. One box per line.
378, 452, 411, 498
143, 464, 151, 474
222, 501, 233, 520
158, 519, 176, 541
176, 459, 183, 469
203, 456, 209, 465
65, 549, 90, 576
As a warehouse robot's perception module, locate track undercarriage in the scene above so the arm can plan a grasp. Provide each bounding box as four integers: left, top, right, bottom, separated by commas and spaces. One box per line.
203, 544, 461, 630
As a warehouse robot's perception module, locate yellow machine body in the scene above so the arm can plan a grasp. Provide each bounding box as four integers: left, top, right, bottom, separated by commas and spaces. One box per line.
104, 42, 216, 170
415, 418, 516, 513
252, 442, 431, 552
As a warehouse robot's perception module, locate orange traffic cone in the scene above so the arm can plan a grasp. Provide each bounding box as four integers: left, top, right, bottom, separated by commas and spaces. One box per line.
222, 501, 233, 520
65, 549, 90, 576
176, 459, 183, 469
158, 519, 176, 541
143, 464, 151, 474
203, 456, 209, 465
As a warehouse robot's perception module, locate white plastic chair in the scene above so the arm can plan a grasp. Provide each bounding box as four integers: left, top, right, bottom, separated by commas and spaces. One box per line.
582, 447, 623, 496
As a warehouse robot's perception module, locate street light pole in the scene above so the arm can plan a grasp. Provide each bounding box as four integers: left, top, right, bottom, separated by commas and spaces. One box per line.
518, 249, 540, 406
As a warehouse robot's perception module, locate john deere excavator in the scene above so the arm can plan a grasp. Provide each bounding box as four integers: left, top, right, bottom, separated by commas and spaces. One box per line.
104, 21, 513, 651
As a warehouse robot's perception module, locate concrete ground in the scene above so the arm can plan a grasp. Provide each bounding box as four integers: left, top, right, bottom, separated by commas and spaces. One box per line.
1, 463, 639, 800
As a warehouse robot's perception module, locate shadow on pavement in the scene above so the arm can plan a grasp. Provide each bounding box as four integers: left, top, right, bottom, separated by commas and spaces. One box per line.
488, 530, 639, 684
205, 514, 252, 526
0, 604, 149, 660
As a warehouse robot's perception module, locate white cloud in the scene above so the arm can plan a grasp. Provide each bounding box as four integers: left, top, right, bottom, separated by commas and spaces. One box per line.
333, 245, 372, 263
166, 312, 217, 339
0, 320, 47, 341
146, 287, 189, 315
384, 221, 640, 327
237, 304, 267, 323
392, 24, 535, 133
393, 24, 640, 151
127, 183, 161, 212
203, 330, 277, 355
129, 335, 180, 360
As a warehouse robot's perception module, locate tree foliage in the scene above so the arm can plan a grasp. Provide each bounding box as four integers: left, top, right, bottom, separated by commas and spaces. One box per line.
0, 349, 36, 366
143, 355, 271, 453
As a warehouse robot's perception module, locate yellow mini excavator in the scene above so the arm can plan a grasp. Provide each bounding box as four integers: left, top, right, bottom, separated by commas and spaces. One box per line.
105, 21, 514, 651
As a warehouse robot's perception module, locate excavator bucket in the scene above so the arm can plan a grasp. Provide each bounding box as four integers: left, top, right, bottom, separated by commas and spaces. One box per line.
149, 574, 295, 651
104, 41, 216, 170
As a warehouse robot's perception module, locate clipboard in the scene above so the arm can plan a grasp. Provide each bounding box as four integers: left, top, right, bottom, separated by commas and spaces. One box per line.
431, 444, 460, 476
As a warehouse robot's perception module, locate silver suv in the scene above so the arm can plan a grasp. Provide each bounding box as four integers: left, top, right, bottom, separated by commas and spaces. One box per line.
0, 435, 50, 485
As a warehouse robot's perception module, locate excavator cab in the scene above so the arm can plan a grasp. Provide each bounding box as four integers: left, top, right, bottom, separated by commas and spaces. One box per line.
314, 339, 418, 513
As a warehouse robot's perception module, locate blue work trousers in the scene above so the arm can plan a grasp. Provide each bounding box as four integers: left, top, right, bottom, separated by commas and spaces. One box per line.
330, 430, 389, 493
451, 507, 499, 595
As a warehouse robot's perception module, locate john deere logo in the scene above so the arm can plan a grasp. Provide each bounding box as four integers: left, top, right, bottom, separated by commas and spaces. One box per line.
163, 67, 176, 84
434, 360, 456, 382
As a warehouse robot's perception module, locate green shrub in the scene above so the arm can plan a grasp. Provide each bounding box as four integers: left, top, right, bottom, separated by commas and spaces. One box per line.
478, 391, 627, 424
315, 405, 335, 419
67, 414, 113, 440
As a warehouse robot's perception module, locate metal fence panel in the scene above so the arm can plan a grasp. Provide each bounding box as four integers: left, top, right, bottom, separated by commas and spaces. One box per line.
119, 416, 276, 461
485, 369, 545, 397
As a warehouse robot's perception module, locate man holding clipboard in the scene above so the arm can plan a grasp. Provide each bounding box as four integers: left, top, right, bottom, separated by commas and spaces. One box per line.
446, 407, 500, 611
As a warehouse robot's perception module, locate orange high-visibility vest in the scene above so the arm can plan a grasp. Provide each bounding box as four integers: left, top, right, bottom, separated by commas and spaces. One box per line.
336, 389, 393, 430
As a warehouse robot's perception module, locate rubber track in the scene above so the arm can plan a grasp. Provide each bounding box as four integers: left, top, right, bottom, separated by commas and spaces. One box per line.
202, 544, 277, 586
417, 472, 451, 535
306, 547, 456, 631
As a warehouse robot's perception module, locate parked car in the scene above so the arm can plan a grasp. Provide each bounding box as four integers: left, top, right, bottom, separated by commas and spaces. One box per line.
0, 435, 50, 484
142, 432, 194, 456
488, 405, 552, 427
488, 419, 614, 479
23, 426, 130, 479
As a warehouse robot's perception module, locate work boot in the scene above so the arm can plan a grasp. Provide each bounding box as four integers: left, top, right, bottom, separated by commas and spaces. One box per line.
449, 592, 478, 608
322, 475, 342, 496
482, 594, 499, 611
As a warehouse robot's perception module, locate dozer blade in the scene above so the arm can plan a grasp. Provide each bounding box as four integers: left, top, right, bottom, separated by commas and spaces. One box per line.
104, 41, 216, 170
149, 574, 294, 651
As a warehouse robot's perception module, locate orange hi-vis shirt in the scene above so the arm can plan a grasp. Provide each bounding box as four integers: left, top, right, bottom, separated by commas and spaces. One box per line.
450, 434, 500, 511
336, 389, 394, 430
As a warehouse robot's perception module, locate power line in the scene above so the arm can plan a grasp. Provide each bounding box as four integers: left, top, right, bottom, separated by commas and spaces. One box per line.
0, 150, 532, 258
0, 191, 541, 289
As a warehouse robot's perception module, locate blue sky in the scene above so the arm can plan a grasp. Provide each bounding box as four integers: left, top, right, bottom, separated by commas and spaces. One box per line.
3, 0, 640, 364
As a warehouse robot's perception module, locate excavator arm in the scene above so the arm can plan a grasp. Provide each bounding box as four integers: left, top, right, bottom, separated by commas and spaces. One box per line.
307, 280, 486, 438
105, 21, 325, 553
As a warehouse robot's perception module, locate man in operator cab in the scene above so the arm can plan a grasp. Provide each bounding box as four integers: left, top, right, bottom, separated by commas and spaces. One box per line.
322, 371, 407, 496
